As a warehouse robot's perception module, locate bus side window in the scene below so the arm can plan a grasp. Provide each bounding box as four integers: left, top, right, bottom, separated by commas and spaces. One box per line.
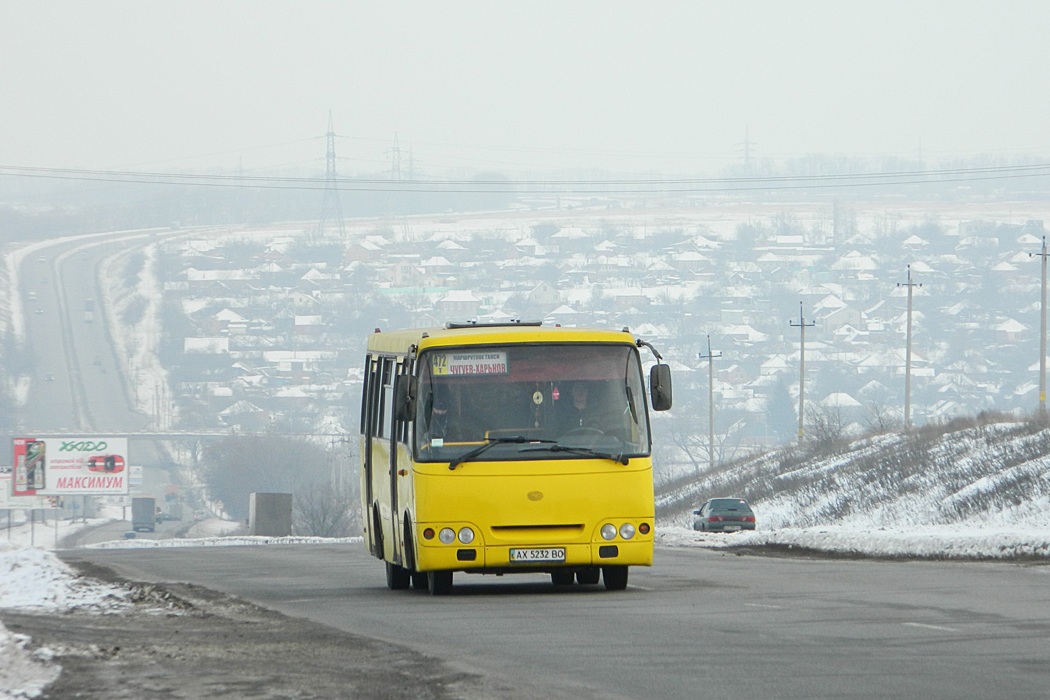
378, 357, 395, 439
394, 360, 412, 444
360, 355, 375, 436
365, 356, 384, 438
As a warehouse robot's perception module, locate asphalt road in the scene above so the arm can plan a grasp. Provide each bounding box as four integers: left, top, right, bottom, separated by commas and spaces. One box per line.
21, 232, 153, 433
61, 543, 1050, 699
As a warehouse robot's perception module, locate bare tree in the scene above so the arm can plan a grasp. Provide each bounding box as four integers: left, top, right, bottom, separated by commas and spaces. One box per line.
805, 404, 849, 456
864, 401, 903, 435
294, 479, 358, 537
201, 435, 330, 521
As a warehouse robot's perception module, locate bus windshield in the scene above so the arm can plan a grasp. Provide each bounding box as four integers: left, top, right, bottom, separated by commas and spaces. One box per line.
413, 343, 652, 463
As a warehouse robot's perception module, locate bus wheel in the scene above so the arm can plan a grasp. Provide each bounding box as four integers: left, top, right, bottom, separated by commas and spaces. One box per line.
576, 567, 600, 585
385, 561, 410, 590
602, 565, 629, 591
428, 571, 453, 595
371, 505, 384, 559
551, 570, 575, 586
402, 521, 427, 589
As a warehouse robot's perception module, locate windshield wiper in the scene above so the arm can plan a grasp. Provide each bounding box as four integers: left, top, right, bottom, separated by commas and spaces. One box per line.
521, 444, 629, 465
448, 435, 556, 470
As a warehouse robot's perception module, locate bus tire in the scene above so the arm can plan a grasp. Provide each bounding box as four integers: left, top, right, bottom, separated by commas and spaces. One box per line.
402, 520, 427, 589
371, 505, 384, 559
551, 570, 575, 586
402, 518, 416, 570
385, 561, 410, 590
576, 567, 601, 585
428, 571, 453, 595
602, 565, 629, 591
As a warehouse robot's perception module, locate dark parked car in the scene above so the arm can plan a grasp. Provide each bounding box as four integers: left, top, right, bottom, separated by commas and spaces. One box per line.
692, 498, 756, 533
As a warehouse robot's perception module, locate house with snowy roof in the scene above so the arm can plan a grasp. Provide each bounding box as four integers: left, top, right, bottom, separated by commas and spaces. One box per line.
992, 317, 1026, 343
436, 290, 482, 317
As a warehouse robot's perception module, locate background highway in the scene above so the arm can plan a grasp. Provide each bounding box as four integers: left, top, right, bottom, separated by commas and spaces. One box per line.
20, 230, 160, 434
62, 543, 1050, 699
14, 228, 218, 522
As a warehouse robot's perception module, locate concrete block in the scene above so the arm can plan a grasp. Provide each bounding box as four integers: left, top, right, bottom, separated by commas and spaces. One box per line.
249, 492, 293, 536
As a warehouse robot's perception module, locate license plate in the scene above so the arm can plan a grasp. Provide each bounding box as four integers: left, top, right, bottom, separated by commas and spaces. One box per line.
509, 547, 566, 563
723, 525, 741, 532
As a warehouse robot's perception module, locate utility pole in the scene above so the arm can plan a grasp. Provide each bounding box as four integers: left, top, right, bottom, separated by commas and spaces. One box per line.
1031, 236, 1049, 417
699, 335, 722, 471
898, 265, 921, 428
790, 303, 815, 444
318, 111, 346, 239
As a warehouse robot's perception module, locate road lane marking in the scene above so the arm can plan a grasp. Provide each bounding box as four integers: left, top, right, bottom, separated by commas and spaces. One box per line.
903, 622, 959, 632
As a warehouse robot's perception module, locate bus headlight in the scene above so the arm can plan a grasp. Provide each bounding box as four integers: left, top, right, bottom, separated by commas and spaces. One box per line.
619, 523, 636, 540
439, 528, 456, 544
601, 523, 618, 540
458, 527, 475, 544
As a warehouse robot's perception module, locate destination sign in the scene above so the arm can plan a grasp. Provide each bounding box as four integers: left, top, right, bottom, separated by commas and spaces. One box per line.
432, 351, 509, 376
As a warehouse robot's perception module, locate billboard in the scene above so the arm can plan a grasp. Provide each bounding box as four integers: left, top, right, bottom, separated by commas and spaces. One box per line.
12, 437, 130, 496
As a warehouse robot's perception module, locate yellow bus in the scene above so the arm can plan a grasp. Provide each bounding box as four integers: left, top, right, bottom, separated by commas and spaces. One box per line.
360, 321, 672, 594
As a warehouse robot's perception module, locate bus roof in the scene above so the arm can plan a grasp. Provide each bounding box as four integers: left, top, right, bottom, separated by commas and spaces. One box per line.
366, 323, 639, 356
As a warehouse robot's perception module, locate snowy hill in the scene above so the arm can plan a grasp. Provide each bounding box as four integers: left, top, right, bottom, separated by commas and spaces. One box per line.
655, 414, 1050, 558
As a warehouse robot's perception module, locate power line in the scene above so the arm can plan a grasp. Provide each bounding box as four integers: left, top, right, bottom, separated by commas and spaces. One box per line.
2, 161, 1050, 195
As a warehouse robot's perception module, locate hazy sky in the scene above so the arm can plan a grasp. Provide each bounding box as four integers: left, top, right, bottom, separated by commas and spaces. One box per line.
3, 0, 1050, 177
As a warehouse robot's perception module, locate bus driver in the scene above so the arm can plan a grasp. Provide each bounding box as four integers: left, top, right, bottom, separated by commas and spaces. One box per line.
562, 382, 604, 431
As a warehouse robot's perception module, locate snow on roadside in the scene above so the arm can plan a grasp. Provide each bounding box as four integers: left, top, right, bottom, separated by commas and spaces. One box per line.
87, 534, 361, 549
99, 241, 175, 429
0, 531, 361, 699
0, 541, 131, 700
0, 542, 130, 611
657, 524, 1050, 559
0, 624, 59, 700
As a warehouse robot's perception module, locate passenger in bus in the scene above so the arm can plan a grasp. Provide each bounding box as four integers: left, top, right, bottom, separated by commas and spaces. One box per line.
425, 389, 482, 443
427, 395, 451, 440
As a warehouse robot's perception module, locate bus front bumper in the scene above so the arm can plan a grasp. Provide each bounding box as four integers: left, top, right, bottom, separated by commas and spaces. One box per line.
415, 539, 653, 573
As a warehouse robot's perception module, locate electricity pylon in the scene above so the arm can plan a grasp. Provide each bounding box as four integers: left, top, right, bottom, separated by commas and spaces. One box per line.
317, 111, 346, 238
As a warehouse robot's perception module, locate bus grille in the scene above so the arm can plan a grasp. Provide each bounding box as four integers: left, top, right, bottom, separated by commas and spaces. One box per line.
490, 524, 585, 542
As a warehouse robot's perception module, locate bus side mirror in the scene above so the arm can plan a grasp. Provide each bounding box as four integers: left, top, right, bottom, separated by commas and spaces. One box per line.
395, 376, 417, 422
650, 364, 672, 411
